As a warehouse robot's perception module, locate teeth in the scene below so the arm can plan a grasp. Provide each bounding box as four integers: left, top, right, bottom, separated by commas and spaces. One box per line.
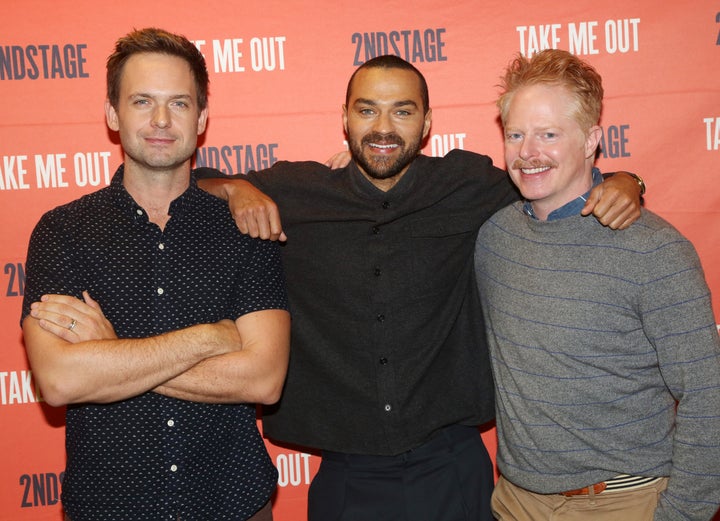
521, 166, 550, 174
369, 143, 398, 149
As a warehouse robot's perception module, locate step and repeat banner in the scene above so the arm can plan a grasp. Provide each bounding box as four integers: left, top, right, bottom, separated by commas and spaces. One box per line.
1, 1, 718, 520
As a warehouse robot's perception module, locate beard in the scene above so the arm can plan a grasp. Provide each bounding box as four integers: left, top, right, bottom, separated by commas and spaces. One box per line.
349, 131, 423, 181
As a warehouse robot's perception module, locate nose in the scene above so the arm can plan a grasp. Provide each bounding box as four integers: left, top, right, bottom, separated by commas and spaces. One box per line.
151, 105, 170, 129
518, 135, 537, 160
372, 111, 393, 134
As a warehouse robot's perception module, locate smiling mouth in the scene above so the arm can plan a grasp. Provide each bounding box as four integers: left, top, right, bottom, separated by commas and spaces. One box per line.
520, 166, 551, 175
368, 143, 399, 150
512, 159, 556, 175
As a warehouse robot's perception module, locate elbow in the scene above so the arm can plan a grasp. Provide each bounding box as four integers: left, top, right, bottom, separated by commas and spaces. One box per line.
35, 371, 106, 407
254, 377, 285, 405
253, 364, 288, 405
37, 377, 75, 407
252, 344, 289, 405
43, 394, 70, 408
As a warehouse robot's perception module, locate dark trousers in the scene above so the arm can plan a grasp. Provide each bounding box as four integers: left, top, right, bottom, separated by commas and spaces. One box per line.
308, 425, 494, 521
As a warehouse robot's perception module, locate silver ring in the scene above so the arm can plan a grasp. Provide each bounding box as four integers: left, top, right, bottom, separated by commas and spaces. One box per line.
68, 319, 77, 331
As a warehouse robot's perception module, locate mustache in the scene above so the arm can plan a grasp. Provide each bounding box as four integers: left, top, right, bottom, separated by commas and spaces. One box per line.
362, 132, 405, 146
511, 159, 557, 170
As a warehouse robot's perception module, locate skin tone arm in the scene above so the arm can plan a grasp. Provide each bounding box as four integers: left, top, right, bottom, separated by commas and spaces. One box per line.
197, 178, 286, 242
579, 172, 642, 229
26, 291, 290, 406
193, 151, 349, 241
197, 153, 643, 240
154, 307, 290, 404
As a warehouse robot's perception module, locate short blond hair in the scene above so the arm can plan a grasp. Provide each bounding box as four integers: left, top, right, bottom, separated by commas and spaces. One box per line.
497, 49, 603, 133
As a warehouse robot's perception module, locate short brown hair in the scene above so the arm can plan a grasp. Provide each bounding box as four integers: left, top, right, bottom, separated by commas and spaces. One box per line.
106, 27, 209, 110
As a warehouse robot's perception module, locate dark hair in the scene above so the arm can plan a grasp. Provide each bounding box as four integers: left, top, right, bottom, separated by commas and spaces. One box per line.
346, 55, 430, 113
106, 27, 209, 110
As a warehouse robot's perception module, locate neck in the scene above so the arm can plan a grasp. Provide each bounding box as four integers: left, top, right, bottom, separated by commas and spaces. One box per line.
122, 161, 191, 229
358, 165, 411, 193
531, 167, 595, 221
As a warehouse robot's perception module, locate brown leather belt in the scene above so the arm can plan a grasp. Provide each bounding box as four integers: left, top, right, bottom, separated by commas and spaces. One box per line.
561, 482, 607, 497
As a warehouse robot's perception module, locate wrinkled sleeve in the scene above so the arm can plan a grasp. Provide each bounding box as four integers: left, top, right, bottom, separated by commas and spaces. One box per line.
640, 232, 720, 521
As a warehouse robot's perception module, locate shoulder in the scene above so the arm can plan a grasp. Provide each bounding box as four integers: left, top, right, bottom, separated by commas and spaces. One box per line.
248, 160, 334, 184
194, 161, 333, 189
636, 211, 700, 264
622, 210, 692, 251
33, 187, 112, 231
476, 203, 525, 241
419, 149, 503, 177
481, 200, 520, 224
416, 150, 516, 203
583, 210, 702, 282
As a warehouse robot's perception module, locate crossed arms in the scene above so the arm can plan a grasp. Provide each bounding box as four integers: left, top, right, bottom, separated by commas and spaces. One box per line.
23, 291, 290, 407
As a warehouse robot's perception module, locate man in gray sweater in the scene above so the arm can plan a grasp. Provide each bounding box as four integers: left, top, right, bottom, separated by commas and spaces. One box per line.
475, 49, 720, 520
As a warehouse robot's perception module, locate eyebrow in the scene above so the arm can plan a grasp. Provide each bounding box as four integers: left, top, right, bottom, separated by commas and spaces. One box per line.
353, 98, 419, 109
129, 92, 194, 101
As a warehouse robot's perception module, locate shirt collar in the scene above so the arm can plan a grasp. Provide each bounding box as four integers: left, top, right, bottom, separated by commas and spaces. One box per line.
109, 164, 200, 222
523, 167, 603, 221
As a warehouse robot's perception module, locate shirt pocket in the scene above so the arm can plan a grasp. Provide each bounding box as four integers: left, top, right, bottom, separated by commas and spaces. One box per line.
404, 213, 480, 297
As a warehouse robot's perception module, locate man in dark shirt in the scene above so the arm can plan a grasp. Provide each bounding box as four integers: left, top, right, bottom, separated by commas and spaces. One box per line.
193, 55, 643, 521
21, 28, 290, 521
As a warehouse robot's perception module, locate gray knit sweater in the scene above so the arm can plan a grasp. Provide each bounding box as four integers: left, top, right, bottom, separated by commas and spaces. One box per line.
475, 203, 720, 520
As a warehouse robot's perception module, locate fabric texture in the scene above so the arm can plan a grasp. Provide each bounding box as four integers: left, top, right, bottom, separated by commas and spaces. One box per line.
22, 166, 288, 520
491, 475, 668, 521
308, 425, 495, 521
199, 149, 518, 455
474, 201, 720, 521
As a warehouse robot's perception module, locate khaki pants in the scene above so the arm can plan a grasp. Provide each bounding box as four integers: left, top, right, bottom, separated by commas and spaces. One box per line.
492, 475, 668, 521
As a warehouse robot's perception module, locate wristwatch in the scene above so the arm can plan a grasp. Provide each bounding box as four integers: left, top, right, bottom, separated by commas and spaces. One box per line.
627, 172, 646, 196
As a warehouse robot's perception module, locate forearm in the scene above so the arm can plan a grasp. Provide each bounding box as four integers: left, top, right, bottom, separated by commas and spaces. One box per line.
196, 174, 284, 241
155, 309, 290, 404
24, 319, 238, 406
648, 265, 720, 519
154, 349, 287, 404
654, 341, 720, 520
654, 431, 720, 521
196, 176, 239, 202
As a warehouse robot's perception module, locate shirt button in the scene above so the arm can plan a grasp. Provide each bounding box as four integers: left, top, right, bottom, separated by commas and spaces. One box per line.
170, 464, 178, 472
372, 226, 380, 234
376, 314, 385, 322
157, 288, 164, 295
159, 243, 165, 250
374, 267, 381, 277
167, 419, 175, 427
384, 404, 392, 412
379, 357, 388, 365
382, 201, 390, 209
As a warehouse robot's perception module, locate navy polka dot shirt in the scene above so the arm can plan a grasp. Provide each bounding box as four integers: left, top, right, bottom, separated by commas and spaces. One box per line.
22, 166, 288, 520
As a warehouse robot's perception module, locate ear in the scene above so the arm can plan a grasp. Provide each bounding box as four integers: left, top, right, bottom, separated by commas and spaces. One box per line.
422, 108, 433, 139
105, 99, 119, 131
197, 107, 209, 135
342, 104, 349, 134
585, 125, 602, 159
